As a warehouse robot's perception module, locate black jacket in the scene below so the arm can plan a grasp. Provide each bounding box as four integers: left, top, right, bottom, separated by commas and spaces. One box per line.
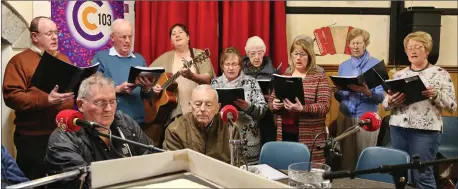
242, 56, 279, 79
44, 111, 154, 188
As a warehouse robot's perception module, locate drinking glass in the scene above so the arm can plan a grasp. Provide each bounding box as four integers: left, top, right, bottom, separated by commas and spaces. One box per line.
288, 162, 331, 189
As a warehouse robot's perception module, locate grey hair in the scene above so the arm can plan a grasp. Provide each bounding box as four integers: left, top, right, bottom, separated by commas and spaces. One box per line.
245, 36, 266, 52
193, 84, 219, 103
111, 18, 131, 34
77, 72, 115, 99
293, 35, 314, 48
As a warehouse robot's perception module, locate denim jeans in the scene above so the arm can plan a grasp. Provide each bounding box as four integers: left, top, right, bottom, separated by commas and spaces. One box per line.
390, 126, 441, 189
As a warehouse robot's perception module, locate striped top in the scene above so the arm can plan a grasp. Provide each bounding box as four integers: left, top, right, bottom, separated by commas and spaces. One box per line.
268, 66, 332, 163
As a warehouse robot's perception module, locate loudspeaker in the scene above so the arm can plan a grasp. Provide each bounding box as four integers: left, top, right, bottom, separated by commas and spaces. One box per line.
396, 7, 442, 65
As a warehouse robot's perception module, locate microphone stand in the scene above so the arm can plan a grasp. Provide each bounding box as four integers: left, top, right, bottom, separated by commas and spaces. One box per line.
6, 166, 90, 189
316, 125, 361, 170
323, 156, 458, 189
227, 118, 248, 170
95, 130, 165, 152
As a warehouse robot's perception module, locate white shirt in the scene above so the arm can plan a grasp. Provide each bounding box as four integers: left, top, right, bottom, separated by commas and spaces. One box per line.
108, 47, 136, 58
383, 65, 456, 131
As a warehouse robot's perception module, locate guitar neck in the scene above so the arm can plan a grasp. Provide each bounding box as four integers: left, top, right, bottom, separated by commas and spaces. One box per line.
162, 72, 181, 89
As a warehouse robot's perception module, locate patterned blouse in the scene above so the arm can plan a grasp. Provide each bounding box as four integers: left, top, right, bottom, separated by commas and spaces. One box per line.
383, 65, 456, 131
211, 72, 268, 165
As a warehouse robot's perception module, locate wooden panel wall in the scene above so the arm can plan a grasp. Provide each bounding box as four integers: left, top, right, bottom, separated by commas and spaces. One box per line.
322, 65, 458, 127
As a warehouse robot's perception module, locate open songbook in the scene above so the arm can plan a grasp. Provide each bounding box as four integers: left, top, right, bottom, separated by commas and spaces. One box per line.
215, 88, 245, 109
31, 51, 99, 95
385, 75, 428, 105
127, 66, 165, 86
272, 74, 305, 105
330, 60, 389, 91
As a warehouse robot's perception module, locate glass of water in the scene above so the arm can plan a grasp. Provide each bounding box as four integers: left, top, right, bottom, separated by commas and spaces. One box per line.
288, 162, 331, 189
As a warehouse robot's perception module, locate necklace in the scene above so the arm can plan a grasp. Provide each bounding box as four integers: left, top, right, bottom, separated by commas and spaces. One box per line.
410, 61, 430, 72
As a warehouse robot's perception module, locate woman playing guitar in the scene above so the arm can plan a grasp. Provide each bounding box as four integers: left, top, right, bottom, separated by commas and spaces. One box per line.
140, 23, 215, 147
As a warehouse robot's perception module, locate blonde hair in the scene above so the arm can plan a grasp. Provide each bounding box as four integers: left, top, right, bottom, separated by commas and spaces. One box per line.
245, 36, 266, 52
293, 35, 314, 49
347, 28, 371, 46
289, 39, 317, 74
403, 31, 433, 53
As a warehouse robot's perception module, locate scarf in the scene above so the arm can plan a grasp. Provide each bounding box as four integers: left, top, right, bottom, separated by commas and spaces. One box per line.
221, 72, 245, 88
351, 50, 371, 76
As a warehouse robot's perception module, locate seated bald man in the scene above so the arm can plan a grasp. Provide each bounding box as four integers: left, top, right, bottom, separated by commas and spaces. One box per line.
163, 85, 235, 163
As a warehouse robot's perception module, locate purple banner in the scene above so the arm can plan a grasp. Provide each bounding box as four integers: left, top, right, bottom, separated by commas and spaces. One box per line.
51, 1, 124, 67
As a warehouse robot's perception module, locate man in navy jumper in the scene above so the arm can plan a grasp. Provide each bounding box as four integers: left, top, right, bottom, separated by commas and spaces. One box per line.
91, 19, 153, 130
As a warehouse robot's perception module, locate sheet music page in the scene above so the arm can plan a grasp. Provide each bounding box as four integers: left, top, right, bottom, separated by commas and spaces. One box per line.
249, 164, 288, 181
132, 178, 210, 188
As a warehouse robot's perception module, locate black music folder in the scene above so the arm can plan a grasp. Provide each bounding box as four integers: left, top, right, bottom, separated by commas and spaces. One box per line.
385, 75, 428, 105
330, 60, 388, 91
31, 51, 99, 94
215, 88, 245, 108
256, 73, 273, 95
127, 66, 165, 86
272, 74, 305, 105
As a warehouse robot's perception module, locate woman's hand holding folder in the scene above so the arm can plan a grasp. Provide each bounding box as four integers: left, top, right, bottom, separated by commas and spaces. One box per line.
272, 99, 284, 111
421, 86, 438, 99
347, 83, 372, 97
284, 98, 304, 112
387, 90, 406, 106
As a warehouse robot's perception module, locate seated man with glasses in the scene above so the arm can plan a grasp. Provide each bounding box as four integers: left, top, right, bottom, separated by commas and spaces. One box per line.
2, 16, 75, 180
91, 19, 152, 135
45, 73, 154, 188
163, 85, 235, 163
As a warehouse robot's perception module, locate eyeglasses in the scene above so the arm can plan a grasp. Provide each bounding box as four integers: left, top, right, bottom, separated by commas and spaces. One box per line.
35, 30, 60, 37
114, 34, 133, 41
223, 63, 240, 68
405, 45, 424, 52
90, 99, 118, 108
291, 52, 307, 57
248, 51, 265, 57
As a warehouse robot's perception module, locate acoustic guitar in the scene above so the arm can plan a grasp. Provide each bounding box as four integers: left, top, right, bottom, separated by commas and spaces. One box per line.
144, 49, 211, 124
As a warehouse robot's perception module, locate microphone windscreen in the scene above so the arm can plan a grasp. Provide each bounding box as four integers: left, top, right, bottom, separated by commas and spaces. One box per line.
360, 112, 381, 132
220, 105, 238, 123
56, 109, 83, 132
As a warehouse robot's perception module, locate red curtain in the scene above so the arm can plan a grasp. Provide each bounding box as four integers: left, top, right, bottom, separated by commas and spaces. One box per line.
134, 1, 219, 71
221, 1, 288, 73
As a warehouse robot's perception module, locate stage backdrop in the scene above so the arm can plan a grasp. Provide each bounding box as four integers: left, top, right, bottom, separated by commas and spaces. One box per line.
51, 1, 124, 67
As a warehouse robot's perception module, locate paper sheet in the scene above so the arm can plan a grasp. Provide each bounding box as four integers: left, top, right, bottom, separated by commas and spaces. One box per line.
248, 164, 288, 181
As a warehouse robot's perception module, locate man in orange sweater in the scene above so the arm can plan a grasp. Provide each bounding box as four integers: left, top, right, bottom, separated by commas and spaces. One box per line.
2, 16, 74, 180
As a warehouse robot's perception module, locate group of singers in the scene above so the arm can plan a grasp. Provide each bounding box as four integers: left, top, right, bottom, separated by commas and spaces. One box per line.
2, 16, 456, 189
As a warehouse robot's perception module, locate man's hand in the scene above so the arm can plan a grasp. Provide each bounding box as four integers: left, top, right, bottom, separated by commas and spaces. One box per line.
116, 82, 135, 94
348, 83, 372, 97
233, 99, 249, 110
272, 99, 284, 111
284, 97, 304, 112
135, 75, 154, 92
48, 85, 74, 105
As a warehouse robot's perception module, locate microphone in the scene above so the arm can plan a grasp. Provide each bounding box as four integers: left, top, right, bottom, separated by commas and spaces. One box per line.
56, 109, 101, 132
221, 105, 239, 123
332, 112, 381, 143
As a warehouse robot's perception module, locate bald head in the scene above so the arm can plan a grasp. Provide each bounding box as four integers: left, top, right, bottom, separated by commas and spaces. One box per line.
190, 85, 220, 128
110, 19, 133, 56
111, 19, 132, 34
30, 16, 58, 52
